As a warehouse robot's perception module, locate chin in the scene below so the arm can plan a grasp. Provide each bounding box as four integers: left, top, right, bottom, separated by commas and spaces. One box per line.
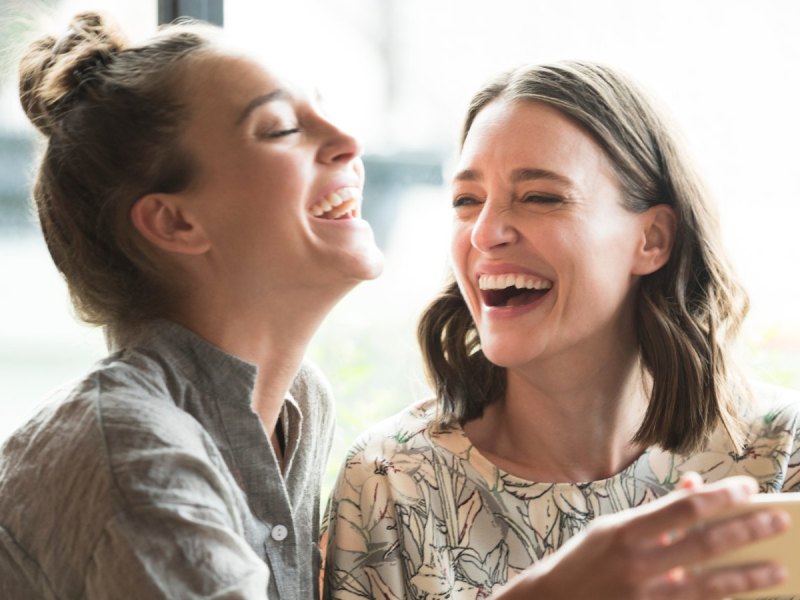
351, 235, 385, 277
350, 250, 385, 282
478, 339, 536, 369
330, 244, 385, 285
362, 251, 385, 280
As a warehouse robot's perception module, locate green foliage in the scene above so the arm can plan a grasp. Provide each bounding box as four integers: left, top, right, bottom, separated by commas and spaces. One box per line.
740, 326, 800, 390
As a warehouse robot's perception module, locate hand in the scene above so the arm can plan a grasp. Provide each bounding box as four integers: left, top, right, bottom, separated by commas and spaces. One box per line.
495, 475, 789, 600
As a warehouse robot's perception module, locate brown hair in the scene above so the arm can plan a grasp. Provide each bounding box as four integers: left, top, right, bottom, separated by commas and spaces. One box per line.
418, 61, 749, 454
18, 12, 217, 327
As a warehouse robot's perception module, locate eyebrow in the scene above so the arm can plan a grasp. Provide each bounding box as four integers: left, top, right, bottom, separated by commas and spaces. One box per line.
453, 167, 573, 187
235, 89, 291, 126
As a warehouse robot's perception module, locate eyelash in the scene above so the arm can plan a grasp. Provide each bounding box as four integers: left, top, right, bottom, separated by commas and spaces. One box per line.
522, 194, 562, 204
260, 127, 301, 139
452, 195, 479, 208
271, 127, 301, 138
452, 194, 562, 208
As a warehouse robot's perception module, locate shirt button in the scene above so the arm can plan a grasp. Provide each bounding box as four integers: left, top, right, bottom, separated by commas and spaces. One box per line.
271, 524, 288, 542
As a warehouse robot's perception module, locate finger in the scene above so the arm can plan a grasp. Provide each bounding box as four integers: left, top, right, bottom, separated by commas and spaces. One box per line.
625, 476, 758, 542
693, 561, 786, 599
645, 562, 786, 600
656, 474, 702, 547
677, 471, 703, 491
645, 508, 790, 573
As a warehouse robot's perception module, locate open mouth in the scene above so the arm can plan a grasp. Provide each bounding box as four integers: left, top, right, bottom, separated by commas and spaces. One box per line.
309, 187, 360, 220
478, 273, 553, 308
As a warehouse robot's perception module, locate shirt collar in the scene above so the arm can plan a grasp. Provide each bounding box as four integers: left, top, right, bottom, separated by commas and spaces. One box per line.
109, 318, 259, 407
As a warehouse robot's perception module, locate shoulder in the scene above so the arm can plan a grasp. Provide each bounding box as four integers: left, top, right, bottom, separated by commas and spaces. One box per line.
680, 380, 800, 489
328, 400, 441, 529
0, 351, 176, 488
339, 399, 438, 478
0, 353, 238, 592
1, 351, 230, 514
292, 358, 331, 393
741, 380, 800, 436
291, 359, 335, 422
91, 353, 241, 509
89, 351, 218, 465
0, 368, 108, 511
351, 398, 437, 449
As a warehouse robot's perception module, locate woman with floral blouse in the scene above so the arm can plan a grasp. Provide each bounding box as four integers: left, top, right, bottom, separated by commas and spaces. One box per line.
323, 61, 800, 600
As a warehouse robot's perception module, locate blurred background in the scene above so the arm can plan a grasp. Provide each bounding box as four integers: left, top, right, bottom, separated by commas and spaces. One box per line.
1, 0, 799, 494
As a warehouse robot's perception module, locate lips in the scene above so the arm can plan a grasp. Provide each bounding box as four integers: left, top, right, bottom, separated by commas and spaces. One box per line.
309, 186, 361, 220
477, 272, 553, 308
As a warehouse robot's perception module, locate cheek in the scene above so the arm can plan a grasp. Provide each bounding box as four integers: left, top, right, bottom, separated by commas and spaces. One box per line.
449, 225, 473, 278
449, 227, 479, 308
568, 227, 640, 305
226, 144, 307, 188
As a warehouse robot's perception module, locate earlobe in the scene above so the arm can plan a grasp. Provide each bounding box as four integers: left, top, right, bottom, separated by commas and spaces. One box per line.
633, 204, 677, 275
130, 193, 210, 256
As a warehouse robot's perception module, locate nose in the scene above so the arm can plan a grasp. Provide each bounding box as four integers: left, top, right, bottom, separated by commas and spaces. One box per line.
316, 116, 363, 164
470, 200, 518, 252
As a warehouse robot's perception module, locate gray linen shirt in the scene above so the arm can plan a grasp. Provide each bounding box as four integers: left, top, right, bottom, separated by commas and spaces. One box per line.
0, 320, 335, 599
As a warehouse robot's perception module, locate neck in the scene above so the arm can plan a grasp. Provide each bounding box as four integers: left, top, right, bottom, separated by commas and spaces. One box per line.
464, 343, 649, 483
172, 281, 350, 435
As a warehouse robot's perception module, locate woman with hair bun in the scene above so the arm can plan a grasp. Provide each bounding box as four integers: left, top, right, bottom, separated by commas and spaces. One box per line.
323, 61, 800, 599
1, 11, 382, 599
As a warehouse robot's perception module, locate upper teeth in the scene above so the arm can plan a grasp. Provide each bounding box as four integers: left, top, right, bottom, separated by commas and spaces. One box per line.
478, 273, 553, 290
310, 187, 361, 217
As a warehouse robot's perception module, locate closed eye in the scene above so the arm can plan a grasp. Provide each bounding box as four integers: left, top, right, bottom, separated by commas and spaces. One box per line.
521, 193, 562, 204
452, 195, 482, 208
264, 127, 301, 138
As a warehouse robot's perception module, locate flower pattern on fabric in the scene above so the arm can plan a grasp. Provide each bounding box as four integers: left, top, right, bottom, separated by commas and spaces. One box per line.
323, 384, 800, 600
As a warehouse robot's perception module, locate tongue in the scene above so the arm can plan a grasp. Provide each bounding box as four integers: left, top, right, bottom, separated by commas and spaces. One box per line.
506, 289, 547, 307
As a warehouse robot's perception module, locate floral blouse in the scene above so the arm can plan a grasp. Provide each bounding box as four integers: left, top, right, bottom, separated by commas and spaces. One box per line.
323, 384, 800, 600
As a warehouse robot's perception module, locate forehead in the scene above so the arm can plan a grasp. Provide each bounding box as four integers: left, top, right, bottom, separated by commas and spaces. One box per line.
179, 50, 286, 117
458, 98, 612, 178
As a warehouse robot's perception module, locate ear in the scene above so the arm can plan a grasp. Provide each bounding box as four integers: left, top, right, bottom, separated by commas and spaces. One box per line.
130, 193, 210, 256
632, 204, 677, 275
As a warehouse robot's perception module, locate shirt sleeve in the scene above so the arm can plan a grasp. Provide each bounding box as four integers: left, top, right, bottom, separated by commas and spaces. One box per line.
85, 502, 269, 599
88, 374, 272, 599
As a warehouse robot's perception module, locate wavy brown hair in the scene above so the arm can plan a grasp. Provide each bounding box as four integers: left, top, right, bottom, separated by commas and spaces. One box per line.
18, 12, 217, 328
418, 61, 750, 454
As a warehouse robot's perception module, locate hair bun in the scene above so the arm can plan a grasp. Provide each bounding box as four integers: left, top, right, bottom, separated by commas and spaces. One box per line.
19, 11, 128, 136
